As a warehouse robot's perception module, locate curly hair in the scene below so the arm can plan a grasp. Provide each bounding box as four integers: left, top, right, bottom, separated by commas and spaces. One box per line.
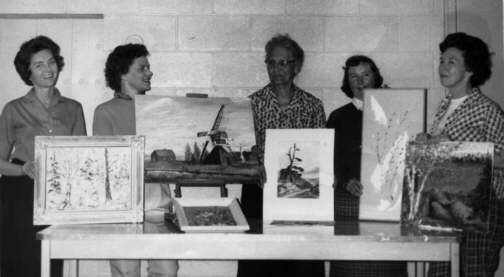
265, 34, 304, 71
341, 55, 383, 98
105, 44, 149, 92
440, 32, 492, 88
14, 35, 64, 86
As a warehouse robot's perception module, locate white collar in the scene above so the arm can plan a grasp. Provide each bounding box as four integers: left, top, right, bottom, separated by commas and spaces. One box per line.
351, 98, 363, 110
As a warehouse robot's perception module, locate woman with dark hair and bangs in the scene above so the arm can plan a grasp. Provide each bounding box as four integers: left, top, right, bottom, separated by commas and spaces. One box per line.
326, 55, 408, 277
425, 32, 504, 277
0, 35, 86, 277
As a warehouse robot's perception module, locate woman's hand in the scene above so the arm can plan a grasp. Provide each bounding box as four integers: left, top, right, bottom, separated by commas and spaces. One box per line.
22, 161, 36, 179
345, 178, 363, 197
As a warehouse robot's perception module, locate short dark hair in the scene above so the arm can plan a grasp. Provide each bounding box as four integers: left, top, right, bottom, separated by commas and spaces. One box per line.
105, 44, 149, 92
14, 35, 64, 86
439, 32, 492, 88
341, 55, 383, 98
265, 34, 304, 70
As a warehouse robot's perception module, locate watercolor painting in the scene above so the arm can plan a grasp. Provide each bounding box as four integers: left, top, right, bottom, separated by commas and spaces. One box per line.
34, 136, 144, 225
263, 129, 334, 222
402, 141, 493, 232
360, 89, 426, 221
135, 95, 255, 163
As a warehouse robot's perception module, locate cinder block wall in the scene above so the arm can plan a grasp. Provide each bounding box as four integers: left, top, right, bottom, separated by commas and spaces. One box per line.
0, 1, 451, 276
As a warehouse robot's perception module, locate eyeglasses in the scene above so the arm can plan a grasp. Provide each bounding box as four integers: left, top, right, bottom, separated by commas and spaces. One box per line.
264, 59, 296, 68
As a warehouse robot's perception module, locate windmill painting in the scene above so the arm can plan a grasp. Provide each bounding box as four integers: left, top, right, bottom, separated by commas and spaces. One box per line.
360, 89, 426, 221
135, 95, 255, 163
33, 136, 144, 225
263, 129, 334, 222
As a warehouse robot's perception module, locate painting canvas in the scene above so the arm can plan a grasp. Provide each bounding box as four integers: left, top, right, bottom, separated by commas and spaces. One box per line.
360, 89, 426, 221
34, 136, 144, 225
173, 198, 249, 233
401, 141, 493, 232
263, 129, 334, 222
135, 95, 255, 162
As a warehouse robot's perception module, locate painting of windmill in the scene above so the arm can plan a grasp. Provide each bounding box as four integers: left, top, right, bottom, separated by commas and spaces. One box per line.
135, 95, 256, 162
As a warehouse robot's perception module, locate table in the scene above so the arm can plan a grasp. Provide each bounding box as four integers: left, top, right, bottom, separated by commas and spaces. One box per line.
38, 216, 460, 277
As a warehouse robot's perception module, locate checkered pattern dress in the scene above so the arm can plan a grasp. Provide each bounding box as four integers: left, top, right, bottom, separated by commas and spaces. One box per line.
327, 103, 408, 277
428, 88, 504, 277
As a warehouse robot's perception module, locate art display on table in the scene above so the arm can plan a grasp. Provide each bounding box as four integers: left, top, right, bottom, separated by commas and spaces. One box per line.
173, 198, 249, 233
135, 95, 255, 163
33, 136, 145, 225
401, 141, 493, 232
263, 129, 334, 222
360, 88, 426, 221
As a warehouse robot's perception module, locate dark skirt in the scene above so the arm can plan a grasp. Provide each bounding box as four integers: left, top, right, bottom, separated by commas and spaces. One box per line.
0, 159, 62, 277
238, 183, 325, 277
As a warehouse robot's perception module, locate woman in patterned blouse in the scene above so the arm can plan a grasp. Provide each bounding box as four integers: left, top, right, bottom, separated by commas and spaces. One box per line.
238, 34, 326, 277
427, 32, 504, 277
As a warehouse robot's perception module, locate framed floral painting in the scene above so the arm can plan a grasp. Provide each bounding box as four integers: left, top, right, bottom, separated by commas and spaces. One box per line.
360, 88, 426, 221
33, 136, 145, 225
263, 129, 334, 222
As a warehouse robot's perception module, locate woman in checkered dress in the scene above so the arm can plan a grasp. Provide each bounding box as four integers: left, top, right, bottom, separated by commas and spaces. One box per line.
326, 55, 408, 277
427, 32, 504, 277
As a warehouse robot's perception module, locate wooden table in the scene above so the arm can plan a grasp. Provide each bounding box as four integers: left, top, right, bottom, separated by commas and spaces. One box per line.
37, 216, 459, 277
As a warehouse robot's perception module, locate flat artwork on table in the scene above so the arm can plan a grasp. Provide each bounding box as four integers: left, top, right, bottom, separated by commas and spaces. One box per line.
135, 95, 255, 161
263, 129, 334, 222
402, 141, 493, 232
360, 89, 426, 221
34, 136, 145, 225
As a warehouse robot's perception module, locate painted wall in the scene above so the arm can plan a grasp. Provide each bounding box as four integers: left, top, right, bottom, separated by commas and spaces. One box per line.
0, 1, 461, 276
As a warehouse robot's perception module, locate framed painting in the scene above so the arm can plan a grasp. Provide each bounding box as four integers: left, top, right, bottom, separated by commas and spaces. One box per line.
401, 141, 493, 232
360, 88, 426, 221
135, 95, 255, 163
33, 136, 145, 225
263, 129, 334, 222
173, 197, 249, 233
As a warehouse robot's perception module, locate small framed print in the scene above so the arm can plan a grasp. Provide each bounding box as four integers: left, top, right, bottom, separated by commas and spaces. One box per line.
173, 197, 249, 233
263, 129, 334, 222
33, 136, 145, 225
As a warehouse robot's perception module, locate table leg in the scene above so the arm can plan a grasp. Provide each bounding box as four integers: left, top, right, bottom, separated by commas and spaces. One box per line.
450, 242, 460, 277
41, 240, 50, 277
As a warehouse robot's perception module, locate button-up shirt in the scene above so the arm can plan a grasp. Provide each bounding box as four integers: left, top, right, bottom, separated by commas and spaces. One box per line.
0, 88, 87, 162
249, 84, 326, 162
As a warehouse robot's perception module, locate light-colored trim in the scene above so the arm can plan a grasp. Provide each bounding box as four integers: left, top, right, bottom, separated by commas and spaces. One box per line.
0, 13, 103, 19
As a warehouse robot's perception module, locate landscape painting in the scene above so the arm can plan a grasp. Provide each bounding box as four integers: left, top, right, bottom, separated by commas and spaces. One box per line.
402, 141, 493, 232
34, 136, 144, 225
135, 95, 255, 163
263, 129, 334, 222
360, 89, 426, 221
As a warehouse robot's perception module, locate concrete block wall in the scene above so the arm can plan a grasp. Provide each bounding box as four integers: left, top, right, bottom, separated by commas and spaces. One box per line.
0, 1, 452, 276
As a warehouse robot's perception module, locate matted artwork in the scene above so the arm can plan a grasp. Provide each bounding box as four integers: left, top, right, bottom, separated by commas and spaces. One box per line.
135, 95, 255, 162
173, 197, 249, 233
360, 89, 426, 221
401, 141, 493, 232
263, 129, 334, 222
34, 136, 145, 225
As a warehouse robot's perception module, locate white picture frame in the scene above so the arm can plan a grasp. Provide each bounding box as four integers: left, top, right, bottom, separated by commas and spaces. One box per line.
33, 136, 145, 225
360, 88, 426, 221
263, 129, 334, 222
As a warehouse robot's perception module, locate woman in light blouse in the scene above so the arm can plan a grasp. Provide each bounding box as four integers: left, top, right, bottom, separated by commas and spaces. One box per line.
0, 35, 86, 277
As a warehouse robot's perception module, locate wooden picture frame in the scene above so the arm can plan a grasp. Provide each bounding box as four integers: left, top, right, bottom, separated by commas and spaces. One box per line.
263, 129, 334, 222
34, 136, 145, 225
360, 88, 426, 221
173, 197, 249, 233
402, 141, 493, 232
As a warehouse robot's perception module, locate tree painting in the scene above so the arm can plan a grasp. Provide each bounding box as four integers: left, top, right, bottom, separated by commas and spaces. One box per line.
401, 141, 492, 232
277, 143, 319, 198
45, 147, 132, 211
